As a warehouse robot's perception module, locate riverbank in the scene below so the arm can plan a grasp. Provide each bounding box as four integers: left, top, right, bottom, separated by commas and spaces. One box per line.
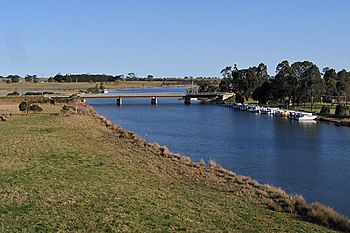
0, 81, 165, 96
0, 102, 349, 232
317, 115, 350, 126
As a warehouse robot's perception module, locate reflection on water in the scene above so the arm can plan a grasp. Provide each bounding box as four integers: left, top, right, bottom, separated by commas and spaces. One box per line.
88, 87, 350, 217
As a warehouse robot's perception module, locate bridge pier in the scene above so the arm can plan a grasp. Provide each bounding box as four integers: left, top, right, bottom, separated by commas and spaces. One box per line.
184, 97, 191, 105
151, 97, 158, 105
116, 97, 122, 106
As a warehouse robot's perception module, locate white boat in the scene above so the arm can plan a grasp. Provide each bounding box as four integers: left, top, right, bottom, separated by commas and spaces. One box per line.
242, 104, 249, 111
267, 108, 279, 115
294, 112, 317, 121
260, 107, 270, 114
247, 105, 260, 113
233, 103, 242, 110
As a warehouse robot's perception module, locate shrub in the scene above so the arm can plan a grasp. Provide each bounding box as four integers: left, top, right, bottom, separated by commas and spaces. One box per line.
208, 159, 219, 170
7, 91, 20, 96
0, 115, 7, 121
86, 85, 100, 94
11, 76, 20, 83
307, 202, 350, 232
19, 101, 30, 114
335, 104, 348, 117
61, 105, 74, 114
198, 159, 206, 168
24, 92, 43, 96
291, 195, 308, 215
29, 104, 43, 113
319, 105, 330, 115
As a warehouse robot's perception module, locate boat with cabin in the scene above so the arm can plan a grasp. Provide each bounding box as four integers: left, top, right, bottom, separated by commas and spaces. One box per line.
293, 112, 317, 121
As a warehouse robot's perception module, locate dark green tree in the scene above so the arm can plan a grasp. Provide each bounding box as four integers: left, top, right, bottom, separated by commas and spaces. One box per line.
220, 66, 233, 79
271, 60, 293, 103
29, 105, 43, 114
235, 94, 244, 103
19, 102, 30, 115
9, 75, 20, 83
147, 75, 154, 81
252, 81, 273, 105
337, 69, 350, 106
323, 68, 338, 101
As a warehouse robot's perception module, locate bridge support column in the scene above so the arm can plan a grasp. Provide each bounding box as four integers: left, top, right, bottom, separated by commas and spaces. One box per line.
184, 97, 191, 105
151, 97, 158, 105
116, 97, 122, 106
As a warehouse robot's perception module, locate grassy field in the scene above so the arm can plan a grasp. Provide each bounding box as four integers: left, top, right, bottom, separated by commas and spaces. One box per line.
0, 104, 346, 232
0, 81, 165, 96
288, 103, 336, 114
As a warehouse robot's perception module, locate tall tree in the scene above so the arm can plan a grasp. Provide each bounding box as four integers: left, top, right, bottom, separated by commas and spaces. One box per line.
272, 60, 294, 103
323, 68, 338, 100
292, 62, 323, 104
252, 81, 273, 105
220, 66, 233, 79
219, 63, 268, 99
338, 69, 350, 105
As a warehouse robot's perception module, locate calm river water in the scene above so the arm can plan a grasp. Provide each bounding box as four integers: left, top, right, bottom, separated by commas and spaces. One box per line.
88, 87, 350, 217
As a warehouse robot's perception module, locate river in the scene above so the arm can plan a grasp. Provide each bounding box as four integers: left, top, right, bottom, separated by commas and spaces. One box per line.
88, 87, 350, 217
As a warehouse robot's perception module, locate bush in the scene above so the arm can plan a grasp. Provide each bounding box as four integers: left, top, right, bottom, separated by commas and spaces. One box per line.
335, 104, 348, 117
19, 101, 30, 114
61, 105, 73, 113
19, 102, 43, 114
11, 76, 20, 83
7, 91, 20, 96
30, 105, 43, 113
307, 202, 350, 232
319, 105, 330, 115
0, 115, 7, 121
86, 86, 100, 94
24, 92, 43, 96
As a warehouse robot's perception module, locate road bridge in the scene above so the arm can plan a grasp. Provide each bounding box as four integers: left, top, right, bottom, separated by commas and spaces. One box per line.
78, 92, 234, 105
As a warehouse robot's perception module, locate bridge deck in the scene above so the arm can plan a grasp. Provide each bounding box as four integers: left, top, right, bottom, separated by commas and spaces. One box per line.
79, 93, 224, 99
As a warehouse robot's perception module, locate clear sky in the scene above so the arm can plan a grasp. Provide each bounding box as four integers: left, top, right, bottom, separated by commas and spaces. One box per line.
0, 0, 350, 77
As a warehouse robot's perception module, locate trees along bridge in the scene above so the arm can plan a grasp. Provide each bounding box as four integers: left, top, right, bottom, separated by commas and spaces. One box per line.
78, 92, 234, 105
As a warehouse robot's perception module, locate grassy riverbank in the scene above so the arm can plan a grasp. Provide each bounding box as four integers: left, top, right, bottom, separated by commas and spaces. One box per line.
0, 81, 165, 96
0, 104, 349, 232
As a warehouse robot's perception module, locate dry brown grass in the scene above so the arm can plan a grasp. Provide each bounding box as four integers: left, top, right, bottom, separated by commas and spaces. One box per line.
307, 203, 350, 232
0, 102, 64, 115
0, 81, 164, 96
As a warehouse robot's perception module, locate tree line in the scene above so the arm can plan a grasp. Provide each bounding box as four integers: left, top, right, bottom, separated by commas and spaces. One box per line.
199, 60, 350, 107
0, 73, 211, 84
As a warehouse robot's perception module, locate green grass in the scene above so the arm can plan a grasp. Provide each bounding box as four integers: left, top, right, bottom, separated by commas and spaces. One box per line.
288, 103, 337, 114
0, 114, 338, 232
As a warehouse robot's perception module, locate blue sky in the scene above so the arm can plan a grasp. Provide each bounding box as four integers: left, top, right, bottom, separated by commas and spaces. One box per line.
0, 0, 349, 77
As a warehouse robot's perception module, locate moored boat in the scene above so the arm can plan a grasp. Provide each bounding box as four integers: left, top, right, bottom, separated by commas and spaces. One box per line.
294, 112, 317, 121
